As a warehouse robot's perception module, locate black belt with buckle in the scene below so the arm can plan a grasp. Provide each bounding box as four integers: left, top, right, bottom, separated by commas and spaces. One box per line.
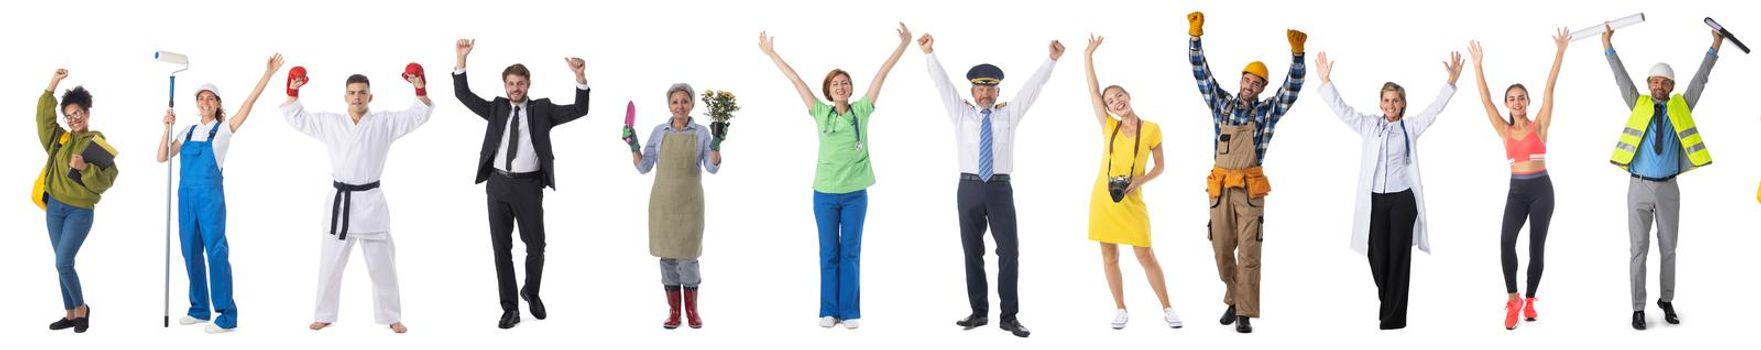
1630, 174, 1677, 182
959, 173, 1010, 182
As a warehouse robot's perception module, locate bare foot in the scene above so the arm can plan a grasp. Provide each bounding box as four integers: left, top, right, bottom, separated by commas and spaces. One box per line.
389, 322, 407, 334
309, 322, 331, 331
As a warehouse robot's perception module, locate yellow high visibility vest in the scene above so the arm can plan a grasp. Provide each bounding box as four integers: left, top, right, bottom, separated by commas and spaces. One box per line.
1609, 94, 1711, 172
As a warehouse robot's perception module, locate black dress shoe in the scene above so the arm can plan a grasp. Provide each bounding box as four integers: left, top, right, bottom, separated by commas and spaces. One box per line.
522, 287, 547, 320
1631, 311, 1646, 330
498, 310, 521, 329
1235, 316, 1253, 333
999, 319, 1030, 338
49, 317, 76, 331
955, 315, 988, 330
1220, 305, 1238, 325
1656, 300, 1679, 324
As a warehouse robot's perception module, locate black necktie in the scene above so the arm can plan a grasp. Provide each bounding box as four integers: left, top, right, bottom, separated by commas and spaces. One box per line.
1652, 104, 1666, 155
507, 106, 522, 171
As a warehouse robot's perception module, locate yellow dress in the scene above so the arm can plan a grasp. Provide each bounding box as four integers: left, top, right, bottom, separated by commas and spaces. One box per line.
1088, 117, 1161, 247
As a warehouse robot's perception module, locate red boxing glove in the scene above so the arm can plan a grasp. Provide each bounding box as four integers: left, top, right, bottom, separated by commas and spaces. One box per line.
287, 66, 308, 97
404, 63, 427, 96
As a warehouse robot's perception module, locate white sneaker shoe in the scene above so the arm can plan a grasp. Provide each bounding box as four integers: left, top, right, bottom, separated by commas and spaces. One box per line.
819, 316, 838, 328
842, 319, 861, 329
179, 316, 208, 326
203, 324, 234, 334
1164, 308, 1184, 329
1110, 309, 1129, 330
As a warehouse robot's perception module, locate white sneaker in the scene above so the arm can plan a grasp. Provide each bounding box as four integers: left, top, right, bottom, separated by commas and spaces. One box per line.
819, 316, 838, 328
842, 318, 861, 330
179, 316, 208, 326
203, 324, 234, 334
1164, 308, 1184, 329
1110, 309, 1129, 330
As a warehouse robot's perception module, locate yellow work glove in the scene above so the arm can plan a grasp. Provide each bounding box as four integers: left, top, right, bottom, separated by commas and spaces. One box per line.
1188, 12, 1205, 37
1287, 29, 1307, 53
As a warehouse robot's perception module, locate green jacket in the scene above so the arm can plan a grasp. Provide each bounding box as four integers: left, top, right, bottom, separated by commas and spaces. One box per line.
36, 90, 118, 209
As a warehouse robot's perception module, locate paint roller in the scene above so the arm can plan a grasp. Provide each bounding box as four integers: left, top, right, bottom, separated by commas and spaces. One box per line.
1705, 17, 1751, 54
154, 50, 189, 329
1571, 13, 1645, 41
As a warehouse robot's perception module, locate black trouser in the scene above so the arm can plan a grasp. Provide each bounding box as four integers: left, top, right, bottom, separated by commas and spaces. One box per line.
1368, 190, 1416, 330
957, 174, 1019, 322
488, 171, 546, 312
1500, 173, 1554, 297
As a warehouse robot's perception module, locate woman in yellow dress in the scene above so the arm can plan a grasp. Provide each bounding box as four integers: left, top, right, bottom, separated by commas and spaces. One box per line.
1083, 35, 1180, 330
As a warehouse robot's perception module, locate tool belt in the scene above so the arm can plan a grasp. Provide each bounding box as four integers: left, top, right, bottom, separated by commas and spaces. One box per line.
1207, 165, 1270, 199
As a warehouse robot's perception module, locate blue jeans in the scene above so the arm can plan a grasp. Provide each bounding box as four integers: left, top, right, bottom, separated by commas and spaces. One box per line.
814, 190, 867, 320
45, 195, 95, 310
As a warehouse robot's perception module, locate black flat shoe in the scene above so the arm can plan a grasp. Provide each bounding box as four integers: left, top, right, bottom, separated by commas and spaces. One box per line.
1220, 305, 1238, 325
1235, 316, 1253, 333
1632, 311, 1646, 330
72, 306, 91, 333
49, 317, 76, 331
955, 314, 988, 330
522, 287, 547, 320
999, 319, 1031, 338
1656, 300, 1679, 325
498, 310, 521, 329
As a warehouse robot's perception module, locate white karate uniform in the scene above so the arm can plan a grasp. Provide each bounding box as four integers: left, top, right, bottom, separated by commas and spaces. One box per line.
281, 99, 433, 325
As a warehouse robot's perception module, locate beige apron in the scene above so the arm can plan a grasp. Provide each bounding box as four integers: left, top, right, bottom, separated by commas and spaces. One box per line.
648, 130, 706, 259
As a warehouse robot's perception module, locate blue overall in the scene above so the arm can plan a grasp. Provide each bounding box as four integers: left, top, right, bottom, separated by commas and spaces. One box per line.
179, 122, 236, 329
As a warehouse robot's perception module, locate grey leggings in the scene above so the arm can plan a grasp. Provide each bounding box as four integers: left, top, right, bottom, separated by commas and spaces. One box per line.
1501, 172, 1554, 297
660, 258, 701, 287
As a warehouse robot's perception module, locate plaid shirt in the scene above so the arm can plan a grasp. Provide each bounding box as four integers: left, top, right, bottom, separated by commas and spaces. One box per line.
1189, 38, 1305, 164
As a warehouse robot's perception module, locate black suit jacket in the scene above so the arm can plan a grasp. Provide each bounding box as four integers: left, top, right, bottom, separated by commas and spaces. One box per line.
453, 71, 591, 189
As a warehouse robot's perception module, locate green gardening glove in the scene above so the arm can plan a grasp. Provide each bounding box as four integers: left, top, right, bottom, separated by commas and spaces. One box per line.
710, 121, 729, 151
622, 125, 640, 153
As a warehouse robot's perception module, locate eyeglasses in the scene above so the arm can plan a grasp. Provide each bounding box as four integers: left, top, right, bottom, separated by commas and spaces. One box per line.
64, 110, 87, 121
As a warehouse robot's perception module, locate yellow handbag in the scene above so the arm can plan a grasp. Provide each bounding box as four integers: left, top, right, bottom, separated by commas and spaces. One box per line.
30, 132, 70, 210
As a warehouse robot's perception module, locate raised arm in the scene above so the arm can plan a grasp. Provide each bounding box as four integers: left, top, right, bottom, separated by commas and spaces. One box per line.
759, 32, 820, 112
1468, 40, 1509, 138
921, 33, 969, 120
451, 39, 495, 119
864, 22, 911, 104
1084, 35, 1110, 128
549, 56, 593, 125
1315, 54, 1374, 135
1262, 29, 1308, 122
1188, 16, 1232, 118
1010, 39, 1062, 119
1603, 23, 1641, 109
1535, 28, 1568, 135
228, 53, 284, 133
38, 69, 69, 151
1406, 52, 1464, 134
1683, 30, 1724, 109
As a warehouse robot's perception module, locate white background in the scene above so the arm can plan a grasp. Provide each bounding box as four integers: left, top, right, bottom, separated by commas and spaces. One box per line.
2, 0, 1756, 348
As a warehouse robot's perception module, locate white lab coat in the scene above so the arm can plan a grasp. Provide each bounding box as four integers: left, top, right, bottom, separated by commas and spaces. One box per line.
1319, 82, 1455, 256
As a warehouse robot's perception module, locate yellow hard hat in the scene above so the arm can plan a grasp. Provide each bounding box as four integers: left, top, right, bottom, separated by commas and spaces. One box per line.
1242, 61, 1269, 81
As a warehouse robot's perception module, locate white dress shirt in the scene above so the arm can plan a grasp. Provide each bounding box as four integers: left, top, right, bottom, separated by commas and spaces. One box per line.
493, 100, 539, 173
926, 53, 1056, 176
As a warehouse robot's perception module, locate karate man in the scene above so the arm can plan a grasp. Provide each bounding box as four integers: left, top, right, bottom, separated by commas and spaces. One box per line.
280, 63, 432, 334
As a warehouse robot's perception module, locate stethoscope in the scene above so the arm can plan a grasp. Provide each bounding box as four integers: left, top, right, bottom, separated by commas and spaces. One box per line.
822, 104, 863, 151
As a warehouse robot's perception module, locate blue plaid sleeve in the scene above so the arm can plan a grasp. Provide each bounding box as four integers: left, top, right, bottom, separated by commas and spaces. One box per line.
1190, 38, 1229, 125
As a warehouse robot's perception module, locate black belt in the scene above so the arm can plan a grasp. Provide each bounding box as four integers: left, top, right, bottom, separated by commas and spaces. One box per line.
330, 181, 381, 240
959, 173, 1010, 182
1630, 174, 1677, 182
495, 169, 540, 179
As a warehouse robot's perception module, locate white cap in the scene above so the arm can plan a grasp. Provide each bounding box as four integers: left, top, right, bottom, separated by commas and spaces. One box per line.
195, 83, 220, 98
1648, 63, 1675, 82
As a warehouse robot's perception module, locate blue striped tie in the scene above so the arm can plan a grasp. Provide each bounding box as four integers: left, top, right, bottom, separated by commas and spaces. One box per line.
978, 109, 994, 182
